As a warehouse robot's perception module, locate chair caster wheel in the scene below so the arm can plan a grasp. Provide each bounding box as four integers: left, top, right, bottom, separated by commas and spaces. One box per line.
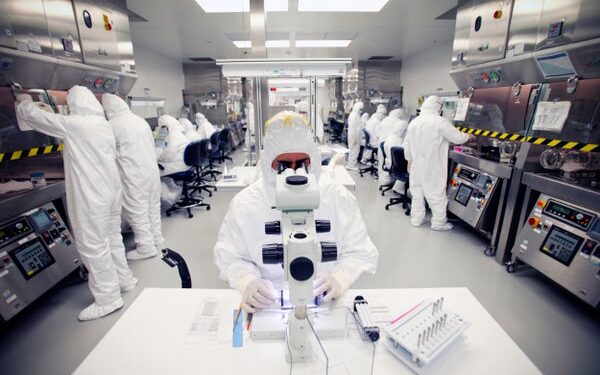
188, 213, 194, 218
166, 212, 171, 217
484, 246, 495, 257
209, 193, 212, 197
206, 206, 211, 211
385, 206, 390, 210
506, 263, 516, 273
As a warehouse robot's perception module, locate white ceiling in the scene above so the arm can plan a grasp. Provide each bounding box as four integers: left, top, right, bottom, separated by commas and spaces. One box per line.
126, 0, 457, 63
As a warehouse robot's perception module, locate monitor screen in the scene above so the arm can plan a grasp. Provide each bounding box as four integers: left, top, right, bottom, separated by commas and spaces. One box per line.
10, 239, 55, 280
30, 209, 53, 230
540, 226, 583, 266
454, 183, 473, 206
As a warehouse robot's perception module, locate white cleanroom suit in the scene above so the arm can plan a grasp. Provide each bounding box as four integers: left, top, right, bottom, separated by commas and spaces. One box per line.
346, 102, 364, 170
180, 117, 204, 141
403, 95, 472, 231
214, 111, 378, 313
378, 109, 409, 186
383, 120, 410, 192
16, 86, 135, 321
195, 112, 217, 139
102, 93, 164, 260
156, 115, 191, 176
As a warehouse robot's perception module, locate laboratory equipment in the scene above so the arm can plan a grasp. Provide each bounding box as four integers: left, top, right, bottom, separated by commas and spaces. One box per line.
448, 164, 501, 241
161, 248, 191, 289
0, 182, 80, 323
384, 298, 470, 374
353, 296, 380, 342
260, 168, 338, 363
507, 194, 600, 307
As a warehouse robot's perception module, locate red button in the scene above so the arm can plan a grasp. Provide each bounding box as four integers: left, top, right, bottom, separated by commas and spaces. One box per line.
528, 217, 540, 227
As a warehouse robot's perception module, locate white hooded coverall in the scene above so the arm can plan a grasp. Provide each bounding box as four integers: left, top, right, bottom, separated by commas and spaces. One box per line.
156, 115, 191, 176
180, 117, 205, 141
17, 86, 135, 318
195, 112, 217, 139
213, 111, 378, 299
403, 96, 470, 229
347, 102, 364, 168
378, 109, 408, 186
102, 93, 164, 257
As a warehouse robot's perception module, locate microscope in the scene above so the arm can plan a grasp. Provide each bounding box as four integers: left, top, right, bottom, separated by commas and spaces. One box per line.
262, 168, 337, 363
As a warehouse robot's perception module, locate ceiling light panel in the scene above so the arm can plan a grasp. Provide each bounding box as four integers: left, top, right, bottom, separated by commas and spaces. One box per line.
298, 0, 390, 12
296, 40, 352, 48
195, 0, 287, 13
233, 41, 290, 48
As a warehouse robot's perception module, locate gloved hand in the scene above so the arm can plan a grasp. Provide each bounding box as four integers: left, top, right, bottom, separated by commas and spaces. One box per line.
313, 272, 349, 302
16, 94, 33, 104
241, 278, 277, 313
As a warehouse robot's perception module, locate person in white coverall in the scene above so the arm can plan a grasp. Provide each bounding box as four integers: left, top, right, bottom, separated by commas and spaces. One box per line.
102, 93, 164, 261
378, 109, 409, 187
384, 120, 410, 193
296, 101, 324, 143
180, 117, 205, 141
346, 102, 364, 170
16, 86, 136, 321
214, 111, 378, 313
364, 105, 387, 160
403, 95, 474, 231
156, 115, 191, 176
195, 112, 217, 139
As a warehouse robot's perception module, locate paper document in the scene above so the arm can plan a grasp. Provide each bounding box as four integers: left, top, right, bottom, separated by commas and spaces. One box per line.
454, 98, 470, 122
532, 101, 571, 132
184, 298, 223, 345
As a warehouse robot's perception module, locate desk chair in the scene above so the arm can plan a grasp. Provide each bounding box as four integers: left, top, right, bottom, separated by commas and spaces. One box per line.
359, 129, 378, 178
218, 128, 233, 162
165, 141, 210, 218
385, 146, 410, 214
203, 131, 223, 181
329, 118, 345, 144
380, 142, 394, 195
191, 138, 217, 197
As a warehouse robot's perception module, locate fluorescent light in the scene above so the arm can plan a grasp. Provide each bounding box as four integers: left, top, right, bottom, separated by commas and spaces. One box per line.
298, 0, 389, 12
233, 40, 290, 48
195, 0, 287, 13
296, 40, 352, 48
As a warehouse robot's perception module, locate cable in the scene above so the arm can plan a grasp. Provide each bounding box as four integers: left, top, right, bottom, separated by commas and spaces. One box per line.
306, 312, 329, 375
284, 325, 293, 375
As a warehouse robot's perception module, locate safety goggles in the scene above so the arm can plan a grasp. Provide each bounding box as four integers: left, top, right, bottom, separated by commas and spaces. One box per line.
271, 152, 311, 174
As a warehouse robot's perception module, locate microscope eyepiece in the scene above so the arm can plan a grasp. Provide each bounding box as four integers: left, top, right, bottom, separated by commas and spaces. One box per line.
285, 175, 308, 186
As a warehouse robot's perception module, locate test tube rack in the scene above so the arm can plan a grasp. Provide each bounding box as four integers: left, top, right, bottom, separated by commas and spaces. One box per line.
383, 298, 470, 374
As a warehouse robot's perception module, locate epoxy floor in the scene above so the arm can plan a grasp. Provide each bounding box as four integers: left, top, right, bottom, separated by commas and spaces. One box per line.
0, 152, 599, 375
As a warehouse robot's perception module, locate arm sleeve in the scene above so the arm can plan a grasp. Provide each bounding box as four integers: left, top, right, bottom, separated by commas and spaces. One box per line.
403, 135, 412, 161
213, 200, 262, 292
331, 186, 379, 286
17, 101, 68, 139
440, 119, 470, 145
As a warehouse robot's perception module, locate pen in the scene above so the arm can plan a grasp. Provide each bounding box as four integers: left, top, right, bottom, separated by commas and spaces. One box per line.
233, 304, 242, 327
246, 313, 254, 331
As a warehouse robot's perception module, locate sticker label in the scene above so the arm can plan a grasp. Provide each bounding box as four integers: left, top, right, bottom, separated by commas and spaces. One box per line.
532, 101, 571, 132
454, 98, 470, 122
535, 52, 577, 79
6, 294, 17, 304
0, 270, 8, 278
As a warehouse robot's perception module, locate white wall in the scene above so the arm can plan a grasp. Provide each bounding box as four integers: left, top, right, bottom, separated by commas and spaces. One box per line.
400, 40, 458, 115
128, 45, 185, 118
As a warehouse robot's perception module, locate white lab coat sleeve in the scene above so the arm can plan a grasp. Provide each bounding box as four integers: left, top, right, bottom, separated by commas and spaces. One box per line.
17, 101, 68, 139
440, 119, 470, 145
403, 135, 412, 161
213, 200, 262, 291
330, 185, 378, 286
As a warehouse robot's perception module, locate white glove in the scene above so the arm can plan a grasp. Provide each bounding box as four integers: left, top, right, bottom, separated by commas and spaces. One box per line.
313, 272, 350, 302
16, 94, 33, 103
241, 278, 277, 313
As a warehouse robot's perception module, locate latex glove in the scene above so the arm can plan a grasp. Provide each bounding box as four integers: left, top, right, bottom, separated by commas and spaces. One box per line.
16, 94, 33, 104
241, 278, 277, 313
313, 272, 349, 302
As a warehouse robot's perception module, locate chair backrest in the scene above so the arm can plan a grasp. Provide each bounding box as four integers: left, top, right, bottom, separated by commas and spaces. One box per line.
183, 140, 203, 166
219, 127, 231, 151
198, 138, 210, 162
380, 142, 387, 166
390, 146, 409, 177
362, 129, 371, 146
210, 130, 220, 149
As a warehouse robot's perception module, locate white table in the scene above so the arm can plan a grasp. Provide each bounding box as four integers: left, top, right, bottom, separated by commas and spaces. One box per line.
74, 288, 540, 375
216, 165, 356, 192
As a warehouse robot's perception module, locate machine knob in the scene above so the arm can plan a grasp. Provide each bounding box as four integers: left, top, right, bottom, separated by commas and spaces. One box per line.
264, 221, 281, 235
15, 223, 23, 230
576, 213, 584, 221
320, 242, 338, 262
316, 220, 331, 233
262, 244, 284, 264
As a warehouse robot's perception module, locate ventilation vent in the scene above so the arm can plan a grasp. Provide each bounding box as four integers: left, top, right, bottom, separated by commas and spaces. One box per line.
368, 56, 394, 60
189, 57, 216, 62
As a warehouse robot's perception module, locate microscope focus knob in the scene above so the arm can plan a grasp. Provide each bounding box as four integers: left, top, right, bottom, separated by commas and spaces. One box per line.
315, 220, 331, 233
262, 243, 284, 264
320, 242, 338, 262
265, 221, 281, 235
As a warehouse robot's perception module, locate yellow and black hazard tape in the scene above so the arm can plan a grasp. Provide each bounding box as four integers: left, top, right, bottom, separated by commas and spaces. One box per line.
455, 127, 599, 152
0, 144, 64, 163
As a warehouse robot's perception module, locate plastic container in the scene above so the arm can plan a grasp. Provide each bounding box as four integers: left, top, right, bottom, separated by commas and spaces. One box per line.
30, 172, 47, 188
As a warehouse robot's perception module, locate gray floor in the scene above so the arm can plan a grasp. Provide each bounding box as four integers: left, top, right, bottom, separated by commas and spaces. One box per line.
1, 152, 599, 375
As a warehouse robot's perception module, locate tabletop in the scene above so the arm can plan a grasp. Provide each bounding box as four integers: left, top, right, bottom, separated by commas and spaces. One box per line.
216, 165, 356, 192
74, 287, 540, 375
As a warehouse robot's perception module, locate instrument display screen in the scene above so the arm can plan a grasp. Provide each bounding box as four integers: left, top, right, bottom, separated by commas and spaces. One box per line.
454, 183, 473, 206
10, 239, 55, 280
458, 168, 479, 182
544, 200, 595, 230
30, 209, 53, 230
540, 226, 583, 266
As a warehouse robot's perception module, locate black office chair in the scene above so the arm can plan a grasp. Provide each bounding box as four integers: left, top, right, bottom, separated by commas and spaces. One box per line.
218, 128, 233, 162
359, 129, 378, 178
379, 142, 394, 195
203, 131, 223, 181
165, 141, 211, 218
190, 138, 217, 197
329, 118, 345, 144
385, 146, 410, 214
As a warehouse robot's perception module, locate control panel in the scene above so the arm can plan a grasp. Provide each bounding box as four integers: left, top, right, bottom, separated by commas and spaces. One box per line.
0, 202, 79, 322
447, 164, 500, 232
511, 194, 600, 308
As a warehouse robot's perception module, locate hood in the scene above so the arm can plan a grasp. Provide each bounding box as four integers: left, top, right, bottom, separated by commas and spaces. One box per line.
259, 111, 322, 188
179, 118, 196, 133
195, 112, 206, 125
351, 102, 364, 113
376, 104, 387, 115
101, 93, 130, 120
389, 120, 406, 138
159, 114, 184, 133
361, 113, 370, 121
374, 112, 386, 121
389, 108, 406, 120
295, 101, 309, 114
421, 95, 443, 114
67, 85, 104, 117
